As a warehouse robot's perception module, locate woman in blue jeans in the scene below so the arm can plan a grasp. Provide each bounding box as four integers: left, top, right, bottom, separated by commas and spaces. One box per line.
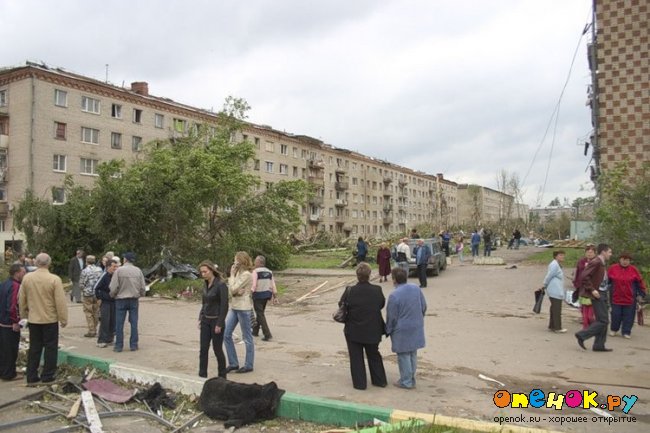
223, 252, 255, 373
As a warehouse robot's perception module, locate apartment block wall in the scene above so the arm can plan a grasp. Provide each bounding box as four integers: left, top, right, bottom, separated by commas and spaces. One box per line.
594, 0, 650, 177
0, 63, 486, 254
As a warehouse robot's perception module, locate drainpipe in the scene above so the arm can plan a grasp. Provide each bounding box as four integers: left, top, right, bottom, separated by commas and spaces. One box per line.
29, 72, 35, 191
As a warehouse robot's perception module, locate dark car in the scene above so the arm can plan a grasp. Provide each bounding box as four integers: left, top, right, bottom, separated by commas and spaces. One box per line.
406, 238, 446, 276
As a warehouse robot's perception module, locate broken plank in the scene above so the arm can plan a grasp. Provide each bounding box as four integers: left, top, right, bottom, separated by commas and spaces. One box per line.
81, 390, 104, 433
291, 281, 328, 304
67, 396, 82, 419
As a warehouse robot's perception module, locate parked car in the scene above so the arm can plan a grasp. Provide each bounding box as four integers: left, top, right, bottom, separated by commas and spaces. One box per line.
403, 238, 446, 277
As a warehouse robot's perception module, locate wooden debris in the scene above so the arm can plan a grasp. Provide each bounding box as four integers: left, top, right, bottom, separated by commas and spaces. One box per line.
338, 256, 355, 268
81, 390, 103, 433
66, 396, 82, 419
291, 281, 328, 304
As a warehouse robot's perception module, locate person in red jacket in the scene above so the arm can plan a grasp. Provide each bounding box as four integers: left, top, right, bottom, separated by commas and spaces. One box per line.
608, 252, 647, 339
573, 245, 596, 329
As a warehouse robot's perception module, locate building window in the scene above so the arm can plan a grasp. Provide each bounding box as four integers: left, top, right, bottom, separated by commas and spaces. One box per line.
265, 161, 273, 173
173, 118, 186, 133
280, 144, 288, 155
301, 149, 308, 159
254, 137, 260, 148
80, 158, 99, 175
279, 163, 288, 175
0, 219, 5, 232
0, 188, 5, 201
265, 141, 274, 152
154, 113, 164, 128
133, 108, 143, 123
54, 89, 67, 107
242, 134, 248, 142
81, 127, 99, 144
52, 187, 66, 204
81, 96, 100, 114
111, 132, 122, 149
0, 118, 7, 135
0, 89, 6, 107
54, 122, 67, 140
293, 166, 298, 177
253, 159, 260, 171
53, 154, 67, 172
132, 136, 143, 152
111, 104, 122, 119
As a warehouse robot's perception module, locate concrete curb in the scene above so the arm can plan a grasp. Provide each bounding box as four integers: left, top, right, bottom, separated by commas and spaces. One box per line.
58, 350, 563, 433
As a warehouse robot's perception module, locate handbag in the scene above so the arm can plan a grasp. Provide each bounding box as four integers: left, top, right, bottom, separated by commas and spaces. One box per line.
533, 288, 545, 314
333, 286, 351, 323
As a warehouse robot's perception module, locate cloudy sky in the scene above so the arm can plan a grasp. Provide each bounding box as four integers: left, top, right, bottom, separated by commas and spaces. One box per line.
1, 0, 595, 207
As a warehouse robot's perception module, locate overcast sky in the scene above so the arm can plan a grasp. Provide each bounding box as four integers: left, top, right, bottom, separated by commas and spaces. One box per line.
1, 0, 595, 207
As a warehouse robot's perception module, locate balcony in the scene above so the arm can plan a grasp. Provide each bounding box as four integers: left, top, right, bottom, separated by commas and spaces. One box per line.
383, 190, 393, 197
383, 176, 392, 184
342, 224, 352, 232
0, 202, 8, 217
382, 216, 393, 225
307, 175, 325, 187
335, 214, 346, 223
0, 135, 7, 148
335, 181, 349, 191
383, 204, 393, 213
308, 159, 325, 169
308, 214, 322, 224
398, 179, 408, 188
398, 204, 407, 212
309, 196, 324, 207
335, 199, 348, 207
335, 165, 347, 174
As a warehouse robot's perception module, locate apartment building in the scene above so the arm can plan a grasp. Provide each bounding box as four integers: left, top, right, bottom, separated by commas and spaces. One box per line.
456, 184, 518, 228
0, 62, 462, 254
586, 0, 650, 183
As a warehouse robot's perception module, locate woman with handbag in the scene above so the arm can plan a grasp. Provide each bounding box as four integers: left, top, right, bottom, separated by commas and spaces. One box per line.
338, 262, 387, 390
223, 252, 255, 374
543, 251, 566, 333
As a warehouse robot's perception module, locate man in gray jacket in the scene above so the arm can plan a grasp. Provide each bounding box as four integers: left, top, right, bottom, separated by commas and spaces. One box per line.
109, 252, 146, 352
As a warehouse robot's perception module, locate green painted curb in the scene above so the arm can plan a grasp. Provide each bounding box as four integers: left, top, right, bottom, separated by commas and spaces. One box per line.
58, 350, 112, 373
278, 391, 393, 427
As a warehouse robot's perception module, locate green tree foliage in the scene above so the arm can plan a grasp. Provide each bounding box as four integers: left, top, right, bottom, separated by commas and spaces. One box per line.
14, 97, 308, 272
596, 161, 650, 280
548, 197, 561, 206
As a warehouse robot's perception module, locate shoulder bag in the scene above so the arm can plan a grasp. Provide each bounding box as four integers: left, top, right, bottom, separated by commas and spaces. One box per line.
333, 286, 352, 323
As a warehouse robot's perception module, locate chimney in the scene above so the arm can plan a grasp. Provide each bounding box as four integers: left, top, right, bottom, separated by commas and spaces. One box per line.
131, 82, 149, 96
436, 173, 444, 180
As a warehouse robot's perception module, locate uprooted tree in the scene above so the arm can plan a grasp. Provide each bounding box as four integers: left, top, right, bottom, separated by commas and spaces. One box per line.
14, 97, 308, 272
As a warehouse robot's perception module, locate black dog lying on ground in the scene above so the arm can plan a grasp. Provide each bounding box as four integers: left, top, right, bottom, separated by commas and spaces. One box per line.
199, 377, 285, 428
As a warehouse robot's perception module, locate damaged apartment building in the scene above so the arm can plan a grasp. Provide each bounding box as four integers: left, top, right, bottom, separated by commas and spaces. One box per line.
0, 62, 477, 255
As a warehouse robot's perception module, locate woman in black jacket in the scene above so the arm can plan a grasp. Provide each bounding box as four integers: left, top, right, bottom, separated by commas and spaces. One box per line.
198, 260, 229, 378
339, 262, 387, 390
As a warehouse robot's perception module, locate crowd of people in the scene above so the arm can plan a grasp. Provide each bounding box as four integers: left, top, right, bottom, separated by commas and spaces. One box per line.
1, 237, 646, 391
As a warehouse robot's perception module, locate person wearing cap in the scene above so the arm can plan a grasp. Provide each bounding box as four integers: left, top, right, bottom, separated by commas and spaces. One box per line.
79, 255, 103, 337
607, 252, 647, 339
109, 252, 146, 352
197, 260, 229, 378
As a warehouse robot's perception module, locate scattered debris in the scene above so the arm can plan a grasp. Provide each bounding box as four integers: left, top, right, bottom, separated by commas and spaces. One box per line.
291, 281, 328, 304
134, 382, 176, 412
81, 390, 104, 433
505, 265, 517, 269
83, 378, 137, 403
477, 373, 505, 387
473, 257, 505, 265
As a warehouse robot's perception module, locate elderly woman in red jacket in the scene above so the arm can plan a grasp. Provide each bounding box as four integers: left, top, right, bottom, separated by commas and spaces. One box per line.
608, 252, 647, 339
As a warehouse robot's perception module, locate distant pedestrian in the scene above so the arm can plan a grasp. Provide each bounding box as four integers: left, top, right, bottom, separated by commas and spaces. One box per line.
575, 244, 613, 352
95, 260, 119, 348
395, 238, 411, 276
543, 251, 566, 333
79, 255, 103, 338
19, 253, 68, 384
483, 229, 492, 257
0, 264, 26, 381
413, 239, 431, 288
608, 252, 647, 339
455, 237, 465, 264
573, 245, 596, 329
470, 230, 481, 257
251, 255, 278, 341
410, 228, 421, 239
376, 243, 392, 282
441, 230, 451, 257
68, 249, 85, 303
109, 252, 146, 352
513, 229, 522, 249
224, 252, 255, 374
356, 237, 368, 263
386, 267, 427, 389
198, 260, 229, 378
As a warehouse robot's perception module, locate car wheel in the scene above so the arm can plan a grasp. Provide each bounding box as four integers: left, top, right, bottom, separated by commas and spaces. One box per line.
432, 262, 440, 276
